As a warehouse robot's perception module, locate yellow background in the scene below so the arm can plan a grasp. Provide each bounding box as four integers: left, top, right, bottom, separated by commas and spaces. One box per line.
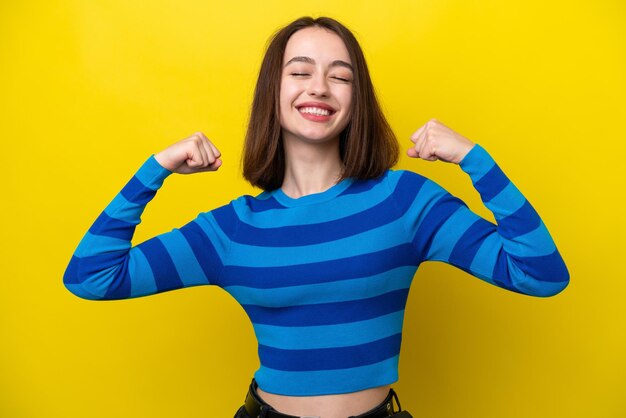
1, 0, 624, 417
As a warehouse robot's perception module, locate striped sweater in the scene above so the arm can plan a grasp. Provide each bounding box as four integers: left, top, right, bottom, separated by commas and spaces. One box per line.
63, 144, 569, 395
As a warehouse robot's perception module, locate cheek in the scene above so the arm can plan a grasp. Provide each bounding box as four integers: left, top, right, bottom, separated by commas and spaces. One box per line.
278, 86, 288, 118
278, 83, 293, 125
279, 79, 298, 102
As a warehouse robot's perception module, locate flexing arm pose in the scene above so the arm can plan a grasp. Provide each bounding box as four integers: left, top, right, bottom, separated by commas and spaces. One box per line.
63, 15, 568, 418
403, 118, 569, 296
63, 133, 228, 300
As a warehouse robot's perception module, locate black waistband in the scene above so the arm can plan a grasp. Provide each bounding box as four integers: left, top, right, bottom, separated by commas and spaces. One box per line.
243, 379, 402, 418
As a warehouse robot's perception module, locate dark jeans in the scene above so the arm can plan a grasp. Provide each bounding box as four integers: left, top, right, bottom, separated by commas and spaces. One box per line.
233, 404, 248, 418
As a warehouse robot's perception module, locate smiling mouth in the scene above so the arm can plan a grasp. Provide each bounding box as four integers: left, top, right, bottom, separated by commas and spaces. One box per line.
298, 106, 334, 116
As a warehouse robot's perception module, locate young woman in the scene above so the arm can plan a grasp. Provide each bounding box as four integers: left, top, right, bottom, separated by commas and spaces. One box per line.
64, 16, 570, 418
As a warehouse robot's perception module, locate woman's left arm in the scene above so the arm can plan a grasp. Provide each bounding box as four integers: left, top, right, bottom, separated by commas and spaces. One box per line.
406, 119, 570, 297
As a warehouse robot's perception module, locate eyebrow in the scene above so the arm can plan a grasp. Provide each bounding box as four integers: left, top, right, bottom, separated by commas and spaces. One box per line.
284, 56, 354, 71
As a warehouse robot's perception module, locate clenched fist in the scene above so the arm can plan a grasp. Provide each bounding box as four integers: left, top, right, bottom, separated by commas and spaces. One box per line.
154, 132, 222, 174
407, 119, 475, 164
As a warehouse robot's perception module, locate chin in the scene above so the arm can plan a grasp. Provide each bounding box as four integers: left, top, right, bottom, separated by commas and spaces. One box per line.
300, 134, 341, 145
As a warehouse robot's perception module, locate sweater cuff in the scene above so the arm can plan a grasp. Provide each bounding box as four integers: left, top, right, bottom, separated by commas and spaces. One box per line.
135, 154, 173, 190
459, 144, 497, 183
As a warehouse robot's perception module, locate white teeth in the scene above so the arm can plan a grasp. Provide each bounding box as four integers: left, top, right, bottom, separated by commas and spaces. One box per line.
299, 107, 331, 116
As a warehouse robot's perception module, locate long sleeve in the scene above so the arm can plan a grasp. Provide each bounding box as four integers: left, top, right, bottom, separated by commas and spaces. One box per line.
63, 155, 230, 300
401, 144, 569, 297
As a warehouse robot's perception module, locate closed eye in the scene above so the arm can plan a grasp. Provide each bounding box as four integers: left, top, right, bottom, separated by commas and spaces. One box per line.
291, 73, 310, 77
332, 76, 351, 82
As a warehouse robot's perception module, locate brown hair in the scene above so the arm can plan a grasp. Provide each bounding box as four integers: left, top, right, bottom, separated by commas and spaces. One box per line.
242, 16, 399, 191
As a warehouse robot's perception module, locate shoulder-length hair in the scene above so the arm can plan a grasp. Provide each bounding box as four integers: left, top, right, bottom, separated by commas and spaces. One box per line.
242, 16, 399, 191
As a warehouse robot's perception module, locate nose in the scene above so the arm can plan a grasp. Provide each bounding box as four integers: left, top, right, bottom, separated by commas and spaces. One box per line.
307, 73, 329, 97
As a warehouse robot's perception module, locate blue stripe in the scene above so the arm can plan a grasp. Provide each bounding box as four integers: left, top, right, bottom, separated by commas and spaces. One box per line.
503, 221, 556, 257
449, 218, 495, 268
157, 229, 209, 286
515, 279, 569, 297
413, 194, 466, 261
498, 200, 540, 239
426, 206, 479, 261
71, 250, 127, 283
219, 172, 423, 247
402, 179, 446, 238
120, 176, 157, 205
178, 220, 224, 285
491, 253, 520, 293
469, 233, 500, 283
193, 213, 231, 263
233, 178, 398, 229
224, 265, 415, 307
103, 257, 132, 299
242, 288, 409, 326
75, 232, 129, 258
216, 180, 418, 247
254, 355, 399, 395
513, 250, 570, 283
244, 195, 285, 212
338, 176, 382, 196
81, 268, 123, 298
63, 256, 81, 284
211, 205, 239, 237
89, 211, 136, 240
225, 216, 409, 268
393, 172, 427, 213
137, 238, 184, 292
491, 250, 569, 295
487, 181, 526, 218
134, 155, 171, 188
220, 244, 419, 288
253, 311, 405, 350
474, 164, 509, 202
129, 248, 158, 297
258, 333, 402, 371
511, 278, 569, 297
64, 283, 102, 300
103, 193, 144, 223
459, 144, 493, 182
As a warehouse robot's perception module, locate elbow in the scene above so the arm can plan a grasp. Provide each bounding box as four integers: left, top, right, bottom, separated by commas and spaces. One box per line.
520, 269, 570, 298
63, 280, 104, 301
537, 261, 571, 297
551, 269, 570, 296
528, 278, 569, 297
63, 255, 134, 301
62, 256, 107, 301
511, 253, 571, 297
63, 271, 105, 300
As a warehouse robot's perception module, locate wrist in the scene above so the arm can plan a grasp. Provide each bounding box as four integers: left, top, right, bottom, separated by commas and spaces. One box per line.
154, 152, 173, 171
455, 143, 476, 164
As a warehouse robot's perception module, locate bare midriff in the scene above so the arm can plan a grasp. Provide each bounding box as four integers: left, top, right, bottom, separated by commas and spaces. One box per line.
255, 384, 392, 418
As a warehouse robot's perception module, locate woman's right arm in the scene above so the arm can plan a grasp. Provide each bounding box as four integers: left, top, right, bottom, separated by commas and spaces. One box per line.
63, 133, 227, 300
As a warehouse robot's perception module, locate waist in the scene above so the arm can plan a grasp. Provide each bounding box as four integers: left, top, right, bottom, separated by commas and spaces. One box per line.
249, 379, 397, 418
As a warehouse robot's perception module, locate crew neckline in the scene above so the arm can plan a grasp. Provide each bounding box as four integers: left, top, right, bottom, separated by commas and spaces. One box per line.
272, 177, 354, 207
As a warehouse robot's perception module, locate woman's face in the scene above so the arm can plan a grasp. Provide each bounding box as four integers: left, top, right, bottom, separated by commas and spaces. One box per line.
279, 26, 353, 148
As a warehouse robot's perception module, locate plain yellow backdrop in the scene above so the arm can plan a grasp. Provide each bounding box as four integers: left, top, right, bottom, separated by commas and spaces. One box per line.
1, 1, 625, 417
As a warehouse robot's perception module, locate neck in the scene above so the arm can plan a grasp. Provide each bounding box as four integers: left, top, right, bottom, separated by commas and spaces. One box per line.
281, 136, 344, 199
